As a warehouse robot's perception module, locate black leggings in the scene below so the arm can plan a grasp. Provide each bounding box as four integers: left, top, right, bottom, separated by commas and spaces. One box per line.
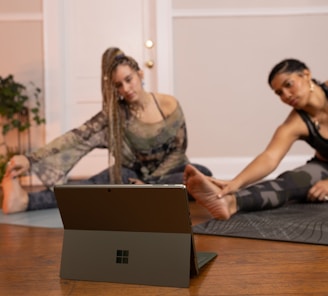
236, 157, 328, 212
27, 163, 212, 211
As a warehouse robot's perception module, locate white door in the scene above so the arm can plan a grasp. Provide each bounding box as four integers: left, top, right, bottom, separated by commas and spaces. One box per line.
43, 0, 157, 178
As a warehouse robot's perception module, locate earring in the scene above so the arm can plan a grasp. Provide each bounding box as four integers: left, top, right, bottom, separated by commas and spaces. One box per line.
310, 81, 314, 92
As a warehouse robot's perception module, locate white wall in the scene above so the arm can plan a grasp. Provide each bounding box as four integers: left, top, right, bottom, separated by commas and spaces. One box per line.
161, 0, 328, 177
169, 0, 328, 158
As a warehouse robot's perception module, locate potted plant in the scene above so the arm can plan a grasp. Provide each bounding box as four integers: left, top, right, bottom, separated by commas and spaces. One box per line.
0, 74, 45, 182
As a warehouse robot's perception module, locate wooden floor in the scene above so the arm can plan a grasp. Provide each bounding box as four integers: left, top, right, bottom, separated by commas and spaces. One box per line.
1, 201, 328, 295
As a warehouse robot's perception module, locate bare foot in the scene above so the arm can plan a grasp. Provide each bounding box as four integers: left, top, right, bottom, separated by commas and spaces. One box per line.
1, 175, 28, 214
184, 164, 237, 220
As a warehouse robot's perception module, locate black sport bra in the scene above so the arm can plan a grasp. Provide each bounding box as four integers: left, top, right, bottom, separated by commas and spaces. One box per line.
151, 93, 166, 120
296, 83, 328, 159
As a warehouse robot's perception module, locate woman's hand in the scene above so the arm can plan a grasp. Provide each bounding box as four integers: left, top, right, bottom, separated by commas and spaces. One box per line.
307, 180, 328, 202
128, 178, 145, 185
209, 177, 239, 198
5, 155, 30, 178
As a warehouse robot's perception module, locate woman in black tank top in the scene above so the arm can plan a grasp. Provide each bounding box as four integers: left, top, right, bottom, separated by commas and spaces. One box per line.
184, 58, 328, 220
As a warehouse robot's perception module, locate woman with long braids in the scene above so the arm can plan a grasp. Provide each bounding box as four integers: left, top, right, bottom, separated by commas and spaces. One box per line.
184, 58, 328, 220
2, 47, 212, 214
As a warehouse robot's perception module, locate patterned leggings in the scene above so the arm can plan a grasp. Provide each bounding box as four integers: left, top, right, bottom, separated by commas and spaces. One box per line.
236, 157, 328, 212
26, 163, 212, 211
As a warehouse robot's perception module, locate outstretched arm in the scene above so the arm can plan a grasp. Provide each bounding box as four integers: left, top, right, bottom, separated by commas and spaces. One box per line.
217, 111, 304, 197
24, 111, 108, 187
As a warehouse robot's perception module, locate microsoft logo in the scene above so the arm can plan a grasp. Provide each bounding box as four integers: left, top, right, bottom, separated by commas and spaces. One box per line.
116, 250, 129, 264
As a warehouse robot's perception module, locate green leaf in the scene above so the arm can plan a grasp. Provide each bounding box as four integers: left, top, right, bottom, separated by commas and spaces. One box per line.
0, 74, 45, 135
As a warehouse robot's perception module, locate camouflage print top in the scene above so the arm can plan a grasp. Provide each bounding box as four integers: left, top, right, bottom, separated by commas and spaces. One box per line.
27, 102, 189, 187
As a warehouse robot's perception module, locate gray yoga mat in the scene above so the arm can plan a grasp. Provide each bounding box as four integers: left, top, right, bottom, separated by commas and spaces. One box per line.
193, 202, 328, 245
0, 208, 63, 228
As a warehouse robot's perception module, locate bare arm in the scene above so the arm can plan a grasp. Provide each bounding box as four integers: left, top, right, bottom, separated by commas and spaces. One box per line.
217, 111, 307, 196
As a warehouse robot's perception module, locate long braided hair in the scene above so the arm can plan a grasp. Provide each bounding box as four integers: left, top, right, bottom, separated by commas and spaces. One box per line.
101, 47, 141, 183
